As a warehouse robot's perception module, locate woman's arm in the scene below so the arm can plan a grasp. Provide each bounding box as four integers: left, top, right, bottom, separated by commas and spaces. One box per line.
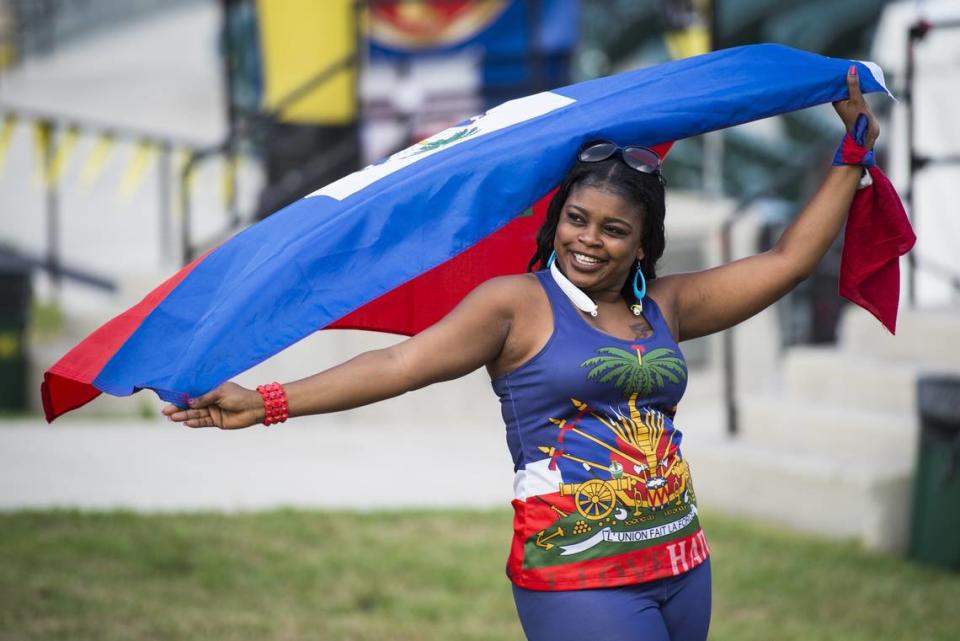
163, 276, 520, 428
655, 66, 879, 341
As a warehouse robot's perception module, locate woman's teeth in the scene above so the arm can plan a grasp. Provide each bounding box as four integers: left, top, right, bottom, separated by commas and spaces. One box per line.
573, 253, 600, 265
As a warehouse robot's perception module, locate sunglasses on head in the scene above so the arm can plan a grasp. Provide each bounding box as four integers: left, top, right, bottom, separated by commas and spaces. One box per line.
578, 141, 663, 182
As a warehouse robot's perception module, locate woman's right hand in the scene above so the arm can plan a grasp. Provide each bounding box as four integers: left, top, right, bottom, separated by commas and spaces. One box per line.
162, 382, 264, 429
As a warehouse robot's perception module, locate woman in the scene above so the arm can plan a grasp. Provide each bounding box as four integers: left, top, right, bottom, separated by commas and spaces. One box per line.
164, 67, 877, 641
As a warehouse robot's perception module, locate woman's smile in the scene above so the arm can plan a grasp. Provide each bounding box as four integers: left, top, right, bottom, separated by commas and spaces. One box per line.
569, 251, 605, 269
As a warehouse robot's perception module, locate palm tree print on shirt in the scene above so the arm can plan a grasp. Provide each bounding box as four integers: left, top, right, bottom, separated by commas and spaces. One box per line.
580, 344, 686, 398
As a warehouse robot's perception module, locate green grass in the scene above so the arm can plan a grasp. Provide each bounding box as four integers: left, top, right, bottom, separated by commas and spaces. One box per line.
0, 509, 957, 640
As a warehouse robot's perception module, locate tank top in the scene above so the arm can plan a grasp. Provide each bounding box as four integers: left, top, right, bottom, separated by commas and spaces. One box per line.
491, 269, 709, 591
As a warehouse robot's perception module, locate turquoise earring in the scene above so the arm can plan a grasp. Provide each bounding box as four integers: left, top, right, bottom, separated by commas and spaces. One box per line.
631, 262, 646, 315
547, 250, 556, 268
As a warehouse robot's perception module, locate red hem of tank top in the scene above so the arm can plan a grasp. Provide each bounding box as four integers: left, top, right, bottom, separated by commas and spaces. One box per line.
507, 528, 710, 592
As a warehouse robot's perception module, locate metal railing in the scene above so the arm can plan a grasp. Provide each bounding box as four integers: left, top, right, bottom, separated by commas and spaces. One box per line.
1, 7, 362, 290
718, 145, 829, 435
178, 48, 359, 263
716, 16, 960, 436
0, 104, 211, 296
904, 17, 960, 304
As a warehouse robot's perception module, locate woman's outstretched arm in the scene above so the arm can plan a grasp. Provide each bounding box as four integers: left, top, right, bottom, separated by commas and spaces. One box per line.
162, 276, 520, 429
654, 66, 880, 341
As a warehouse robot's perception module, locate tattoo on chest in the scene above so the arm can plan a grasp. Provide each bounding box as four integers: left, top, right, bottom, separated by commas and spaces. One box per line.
630, 320, 653, 340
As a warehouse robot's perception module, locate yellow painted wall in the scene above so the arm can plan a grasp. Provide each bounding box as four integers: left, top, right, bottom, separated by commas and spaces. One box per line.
256, 0, 357, 125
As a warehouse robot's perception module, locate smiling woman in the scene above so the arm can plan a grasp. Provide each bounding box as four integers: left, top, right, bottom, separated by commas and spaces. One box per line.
527, 142, 667, 323
164, 69, 881, 641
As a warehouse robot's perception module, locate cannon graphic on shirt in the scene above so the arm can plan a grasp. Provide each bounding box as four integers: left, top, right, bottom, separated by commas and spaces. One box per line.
541, 445, 690, 521
541, 400, 694, 521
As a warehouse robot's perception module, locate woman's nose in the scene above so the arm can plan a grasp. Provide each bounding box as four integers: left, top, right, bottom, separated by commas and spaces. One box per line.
578, 226, 602, 246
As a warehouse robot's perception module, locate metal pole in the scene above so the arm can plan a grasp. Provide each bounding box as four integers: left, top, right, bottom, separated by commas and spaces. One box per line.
709, 0, 720, 52
180, 154, 195, 265
226, 148, 239, 229
353, 0, 364, 166
708, 0, 735, 435
703, 0, 723, 198
41, 120, 61, 299
905, 20, 925, 307
720, 219, 737, 436
220, 0, 237, 142
158, 142, 172, 263
220, 0, 240, 230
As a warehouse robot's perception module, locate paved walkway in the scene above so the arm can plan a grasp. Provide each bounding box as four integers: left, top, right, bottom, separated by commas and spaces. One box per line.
0, 414, 517, 512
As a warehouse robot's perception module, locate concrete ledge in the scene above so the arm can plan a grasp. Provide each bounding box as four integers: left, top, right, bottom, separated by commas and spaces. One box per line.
737, 392, 917, 461
682, 433, 912, 553
840, 306, 960, 368
783, 346, 942, 414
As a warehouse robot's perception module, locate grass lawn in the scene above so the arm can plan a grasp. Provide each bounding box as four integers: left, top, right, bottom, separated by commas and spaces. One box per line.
1, 509, 958, 640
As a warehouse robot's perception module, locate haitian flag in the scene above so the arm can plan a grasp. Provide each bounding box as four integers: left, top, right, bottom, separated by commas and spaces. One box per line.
42, 44, 892, 421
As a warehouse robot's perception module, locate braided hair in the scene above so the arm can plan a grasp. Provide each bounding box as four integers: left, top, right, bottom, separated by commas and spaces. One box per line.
527, 157, 666, 302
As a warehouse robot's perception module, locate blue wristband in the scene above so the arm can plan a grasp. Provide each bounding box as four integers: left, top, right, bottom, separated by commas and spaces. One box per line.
833, 113, 875, 167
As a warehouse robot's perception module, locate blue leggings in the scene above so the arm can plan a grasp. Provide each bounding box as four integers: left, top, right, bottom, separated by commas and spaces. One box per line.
512, 558, 712, 641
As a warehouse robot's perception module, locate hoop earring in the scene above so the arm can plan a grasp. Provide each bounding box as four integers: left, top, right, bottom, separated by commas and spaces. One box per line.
547, 250, 556, 268
631, 263, 646, 316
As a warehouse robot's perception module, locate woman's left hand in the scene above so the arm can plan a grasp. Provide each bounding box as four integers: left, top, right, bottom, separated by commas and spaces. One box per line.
832, 65, 880, 149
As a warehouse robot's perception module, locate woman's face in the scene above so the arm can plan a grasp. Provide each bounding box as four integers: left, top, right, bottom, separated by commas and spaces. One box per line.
553, 183, 644, 295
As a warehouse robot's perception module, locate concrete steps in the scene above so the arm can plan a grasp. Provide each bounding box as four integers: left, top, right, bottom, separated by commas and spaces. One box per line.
683, 433, 912, 553
737, 393, 917, 461
840, 306, 960, 367
706, 304, 960, 553
785, 347, 923, 414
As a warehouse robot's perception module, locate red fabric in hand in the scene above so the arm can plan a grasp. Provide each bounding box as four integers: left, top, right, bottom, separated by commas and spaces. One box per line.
840, 166, 916, 334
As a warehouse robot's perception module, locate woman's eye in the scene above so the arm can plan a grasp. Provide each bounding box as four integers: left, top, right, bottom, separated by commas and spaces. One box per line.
605, 226, 627, 236
566, 212, 584, 223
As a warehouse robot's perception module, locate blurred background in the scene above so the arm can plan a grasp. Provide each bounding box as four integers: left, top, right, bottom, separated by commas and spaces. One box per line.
0, 1, 958, 639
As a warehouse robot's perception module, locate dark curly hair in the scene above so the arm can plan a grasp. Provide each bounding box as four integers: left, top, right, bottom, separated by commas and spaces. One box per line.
527, 157, 666, 302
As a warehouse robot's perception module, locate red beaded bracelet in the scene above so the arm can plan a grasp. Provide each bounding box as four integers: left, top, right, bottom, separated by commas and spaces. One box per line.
256, 382, 288, 426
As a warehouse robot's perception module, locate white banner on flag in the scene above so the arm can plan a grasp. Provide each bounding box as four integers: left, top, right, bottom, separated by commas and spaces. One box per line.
309, 91, 574, 202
